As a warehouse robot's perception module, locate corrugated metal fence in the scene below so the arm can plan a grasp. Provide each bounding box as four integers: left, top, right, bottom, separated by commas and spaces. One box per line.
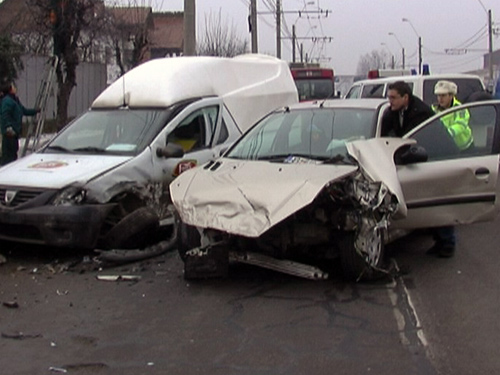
15, 54, 107, 121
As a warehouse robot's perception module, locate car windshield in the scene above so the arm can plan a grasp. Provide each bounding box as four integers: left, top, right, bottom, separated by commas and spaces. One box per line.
44, 109, 171, 156
227, 107, 376, 163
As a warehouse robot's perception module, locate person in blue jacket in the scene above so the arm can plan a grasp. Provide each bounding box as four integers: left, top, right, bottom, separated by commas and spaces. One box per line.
0, 82, 39, 165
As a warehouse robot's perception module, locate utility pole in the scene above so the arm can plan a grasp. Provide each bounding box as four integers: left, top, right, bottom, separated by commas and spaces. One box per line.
183, 0, 196, 56
418, 36, 422, 74
292, 25, 296, 62
488, 9, 494, 82
276, 0, 281, 59
250, 0, 258, 53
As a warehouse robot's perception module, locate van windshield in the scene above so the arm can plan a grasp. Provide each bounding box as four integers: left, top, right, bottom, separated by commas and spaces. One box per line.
44, 109, 171, 156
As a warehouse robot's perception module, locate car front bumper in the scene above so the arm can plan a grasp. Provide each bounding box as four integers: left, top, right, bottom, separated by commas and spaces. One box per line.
0, 204, 115, 249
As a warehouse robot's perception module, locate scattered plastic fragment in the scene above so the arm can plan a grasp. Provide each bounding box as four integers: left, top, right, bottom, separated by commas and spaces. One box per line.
2, 301, 19, 308
1, 331, 42, 340
96, 275, 142, 282
49, 366, 67, 373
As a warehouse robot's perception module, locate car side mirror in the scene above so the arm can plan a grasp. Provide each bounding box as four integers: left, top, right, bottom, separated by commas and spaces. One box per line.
394, 144, 428, 165
156, 142, 185, 158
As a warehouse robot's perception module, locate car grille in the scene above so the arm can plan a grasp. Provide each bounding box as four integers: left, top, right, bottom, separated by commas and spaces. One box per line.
0, 188, 45, 208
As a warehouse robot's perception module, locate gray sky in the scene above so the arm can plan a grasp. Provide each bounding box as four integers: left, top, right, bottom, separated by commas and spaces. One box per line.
118, 0, 500, 76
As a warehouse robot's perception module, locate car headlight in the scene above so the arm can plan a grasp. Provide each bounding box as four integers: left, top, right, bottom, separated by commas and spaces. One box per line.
52, 186, 87, 206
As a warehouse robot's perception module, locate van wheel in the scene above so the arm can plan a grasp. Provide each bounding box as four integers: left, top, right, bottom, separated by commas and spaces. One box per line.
340, 227, 385, 282
105, 207, 159, 249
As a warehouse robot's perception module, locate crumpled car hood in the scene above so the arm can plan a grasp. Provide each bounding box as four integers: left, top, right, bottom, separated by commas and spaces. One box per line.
171, 138, 415, 238
0, 153, 132, 189
171, 159, 358, 237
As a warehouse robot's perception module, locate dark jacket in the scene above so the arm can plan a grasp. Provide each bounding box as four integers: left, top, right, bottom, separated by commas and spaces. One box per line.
0, 94, 37, 137
381, 95, 434, 137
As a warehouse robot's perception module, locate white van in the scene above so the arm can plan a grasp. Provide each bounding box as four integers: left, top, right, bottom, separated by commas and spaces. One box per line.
0, 54, 298, 250
345, 73, 486, 105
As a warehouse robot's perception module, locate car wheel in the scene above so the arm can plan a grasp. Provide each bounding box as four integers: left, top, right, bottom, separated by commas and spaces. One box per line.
340, 225, 385, 282
177, 218, 201, 262
105, 207, 159, 249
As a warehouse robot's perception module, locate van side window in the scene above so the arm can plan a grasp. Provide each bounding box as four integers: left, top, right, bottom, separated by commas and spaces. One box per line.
423, 79, 484, 105
361, 84, 385, 98
216, 119, 229, 145
345, 84, 361, 99
168, 107, 218, 152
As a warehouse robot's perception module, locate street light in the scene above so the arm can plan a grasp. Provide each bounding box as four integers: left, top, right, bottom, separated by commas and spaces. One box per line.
402, 18, 422, 74
388, 32, 405, 69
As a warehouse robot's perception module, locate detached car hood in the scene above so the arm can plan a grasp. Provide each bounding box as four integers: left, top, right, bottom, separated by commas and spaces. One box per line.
171, 158, 358, 237
0, 153, 132, 189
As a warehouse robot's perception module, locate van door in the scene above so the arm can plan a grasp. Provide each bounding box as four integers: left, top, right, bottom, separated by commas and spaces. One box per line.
151, 97, 241, 182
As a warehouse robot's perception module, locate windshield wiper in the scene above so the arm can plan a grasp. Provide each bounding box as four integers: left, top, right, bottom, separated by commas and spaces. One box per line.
320, 154, 355, 165
45, 145, 71, 153
72, 146, 107, 153
257, 153, 320, 162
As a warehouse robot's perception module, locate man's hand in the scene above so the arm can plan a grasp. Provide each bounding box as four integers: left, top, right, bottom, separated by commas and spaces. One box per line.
5, 127, 16, 138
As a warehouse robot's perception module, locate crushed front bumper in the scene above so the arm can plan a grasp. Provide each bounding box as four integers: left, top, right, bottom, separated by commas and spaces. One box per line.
0, 204, 115, 249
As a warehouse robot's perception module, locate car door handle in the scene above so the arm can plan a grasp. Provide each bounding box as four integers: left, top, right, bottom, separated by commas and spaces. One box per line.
475, 167, 490, 176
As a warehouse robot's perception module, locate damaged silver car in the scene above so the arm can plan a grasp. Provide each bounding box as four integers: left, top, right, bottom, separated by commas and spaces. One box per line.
171, 99, 500, 281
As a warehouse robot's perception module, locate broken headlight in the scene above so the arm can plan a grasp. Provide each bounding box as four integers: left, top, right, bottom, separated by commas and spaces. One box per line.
52, 186, 87, 206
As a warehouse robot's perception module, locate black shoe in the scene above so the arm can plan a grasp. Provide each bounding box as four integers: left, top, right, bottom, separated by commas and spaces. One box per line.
438, 244, 455, 258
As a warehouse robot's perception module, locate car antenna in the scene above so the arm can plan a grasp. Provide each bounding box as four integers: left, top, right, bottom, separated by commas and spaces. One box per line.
319, 90, 336, 108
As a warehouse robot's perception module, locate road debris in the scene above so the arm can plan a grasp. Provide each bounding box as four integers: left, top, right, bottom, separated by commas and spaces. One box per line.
48, 366, 67, 373
96, 275, 142, 282
1, 331, 42, 340
0, 253, 6, 265
96, 238, 177, 265
2, 301, 19, 308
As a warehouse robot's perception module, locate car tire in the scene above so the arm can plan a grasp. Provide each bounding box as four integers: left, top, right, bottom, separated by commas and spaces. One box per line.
177, 219, 201, 262
105, 207, 159, 249
340, 227, 385, 282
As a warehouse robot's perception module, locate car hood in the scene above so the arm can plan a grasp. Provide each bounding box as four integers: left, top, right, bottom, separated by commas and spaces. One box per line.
170, 158, 357, 237
171, 138, 414, 238
0, 153, 132, 189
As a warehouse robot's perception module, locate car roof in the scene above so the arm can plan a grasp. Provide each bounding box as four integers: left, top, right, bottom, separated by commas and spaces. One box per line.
92, 54, 299, 132
285, 98, 388, 110
352, 73, 483, 85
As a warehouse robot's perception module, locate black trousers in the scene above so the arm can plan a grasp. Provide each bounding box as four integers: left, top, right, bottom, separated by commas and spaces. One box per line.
1, 135, 19, 166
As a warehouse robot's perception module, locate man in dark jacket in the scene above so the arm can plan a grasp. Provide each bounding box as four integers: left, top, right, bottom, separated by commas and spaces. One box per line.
381, 81, 457, 258
381, 81, 434, 136
0, 82, 38, 165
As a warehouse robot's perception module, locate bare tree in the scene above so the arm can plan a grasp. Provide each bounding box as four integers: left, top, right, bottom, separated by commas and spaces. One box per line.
356, 49, 392, 76
0, 34, 24, 83
27, 0, 108, 129
197, 10, 248, 57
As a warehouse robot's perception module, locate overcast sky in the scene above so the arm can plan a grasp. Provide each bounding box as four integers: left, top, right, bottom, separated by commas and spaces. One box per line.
115, 0, 500, 76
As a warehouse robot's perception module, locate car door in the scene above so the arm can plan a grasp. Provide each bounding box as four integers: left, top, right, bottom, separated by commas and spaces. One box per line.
392, 101, 500, 229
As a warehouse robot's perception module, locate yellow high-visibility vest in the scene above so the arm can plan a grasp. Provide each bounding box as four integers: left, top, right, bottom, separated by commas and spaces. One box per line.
432, 97, 472, 150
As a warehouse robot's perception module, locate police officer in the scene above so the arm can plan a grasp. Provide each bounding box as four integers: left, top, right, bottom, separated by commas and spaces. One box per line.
425, 80, 470, 258
432, 80, 473, 151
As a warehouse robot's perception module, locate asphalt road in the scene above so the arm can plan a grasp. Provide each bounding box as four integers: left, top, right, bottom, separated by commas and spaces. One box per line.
1, 216, 499, 375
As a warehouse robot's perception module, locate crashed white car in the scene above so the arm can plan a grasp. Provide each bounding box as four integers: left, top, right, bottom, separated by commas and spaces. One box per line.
0, 54, 298, 250
171, 99, 500, 281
